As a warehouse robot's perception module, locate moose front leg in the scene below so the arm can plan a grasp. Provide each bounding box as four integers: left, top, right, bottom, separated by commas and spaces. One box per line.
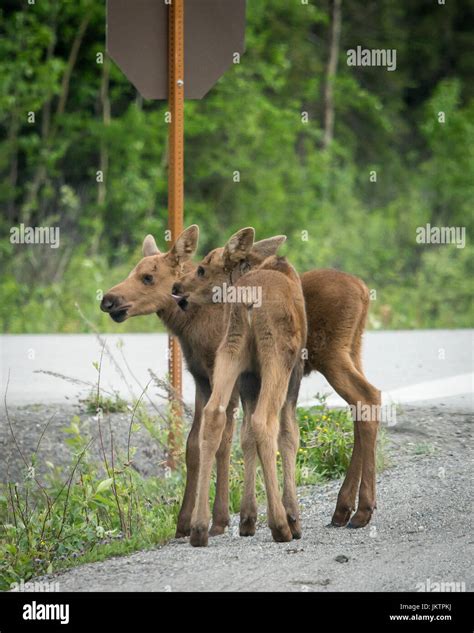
239, 408, 258, 536
238, 376, 260, 537
176, 379, 237, 539
190, 352, 243, 547
175, 384, 207, 538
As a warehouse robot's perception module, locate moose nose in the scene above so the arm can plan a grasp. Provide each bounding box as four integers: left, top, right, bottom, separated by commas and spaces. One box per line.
100, 294, 118, 312
172, 282, 183, 297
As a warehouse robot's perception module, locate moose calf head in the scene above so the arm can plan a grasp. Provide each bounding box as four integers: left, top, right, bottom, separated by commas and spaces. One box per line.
172, 227, 286, 309
100, 225, 199, 322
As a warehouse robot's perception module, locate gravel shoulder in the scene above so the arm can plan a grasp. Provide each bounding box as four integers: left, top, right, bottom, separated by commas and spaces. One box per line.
0, 403, 167, 482
14, 404, 471, 592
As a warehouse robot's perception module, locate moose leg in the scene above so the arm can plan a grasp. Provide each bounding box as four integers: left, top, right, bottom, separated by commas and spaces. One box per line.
190, 352, 243, 547
239, 405, 258, 536
175, 382, 208, 537
210, 388, 239, 536
278, 363, 303, 538
322, 352, 380, 528
278, 402, 301, 538
331, 420, 362, 527
252, 365, 292, 543
238, 375, 260, 537
348, 348, 381, 528
349, 412, 379, 528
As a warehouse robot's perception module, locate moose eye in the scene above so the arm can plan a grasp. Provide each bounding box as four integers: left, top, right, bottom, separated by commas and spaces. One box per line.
197, 266, 205, 278
142, 274, 154, 285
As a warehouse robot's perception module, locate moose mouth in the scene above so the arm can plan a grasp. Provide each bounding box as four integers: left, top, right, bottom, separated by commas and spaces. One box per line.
110, 307, 129, 323
172, 294, 189, 311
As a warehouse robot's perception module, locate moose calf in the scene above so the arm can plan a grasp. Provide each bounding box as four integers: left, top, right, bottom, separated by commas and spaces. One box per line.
174, 228, 307, 546
101, 226, 381, 539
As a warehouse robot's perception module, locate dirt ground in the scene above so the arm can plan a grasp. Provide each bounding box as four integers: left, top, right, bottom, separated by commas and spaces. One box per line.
4, 403, 471, 592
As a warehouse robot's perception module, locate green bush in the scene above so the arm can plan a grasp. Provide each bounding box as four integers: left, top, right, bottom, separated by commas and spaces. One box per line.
1, 5, 473, 334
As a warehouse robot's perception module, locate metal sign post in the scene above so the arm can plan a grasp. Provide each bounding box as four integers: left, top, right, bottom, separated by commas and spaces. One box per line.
107, 0, 246, 468
167, 0, 185, 469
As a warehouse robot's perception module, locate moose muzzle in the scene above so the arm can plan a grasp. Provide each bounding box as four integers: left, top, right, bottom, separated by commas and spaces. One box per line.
100, 293, 131, 322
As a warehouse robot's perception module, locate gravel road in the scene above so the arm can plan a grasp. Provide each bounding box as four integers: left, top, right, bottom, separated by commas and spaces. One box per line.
28, 404, 472, 592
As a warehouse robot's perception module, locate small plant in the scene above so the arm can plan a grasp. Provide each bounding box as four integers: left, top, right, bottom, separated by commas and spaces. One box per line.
81, 390, 129, 415
295, 394, 354, 485
412, 442, 437, 456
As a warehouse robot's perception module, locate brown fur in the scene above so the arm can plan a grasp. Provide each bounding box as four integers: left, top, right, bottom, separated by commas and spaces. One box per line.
101, 226, 381, 540
182, 240, 307, 546
301, 269, 380, 527
101, 227, 233, 536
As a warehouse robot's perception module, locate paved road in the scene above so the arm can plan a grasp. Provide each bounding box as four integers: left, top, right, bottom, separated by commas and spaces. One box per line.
34, 406, 473, 592
1, 330, 473, 411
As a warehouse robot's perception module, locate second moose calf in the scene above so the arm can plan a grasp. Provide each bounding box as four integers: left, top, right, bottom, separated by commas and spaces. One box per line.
176, 228, 307, 547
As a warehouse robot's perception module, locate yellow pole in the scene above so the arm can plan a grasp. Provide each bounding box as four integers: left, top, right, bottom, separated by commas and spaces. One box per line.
167, 0, 184, 469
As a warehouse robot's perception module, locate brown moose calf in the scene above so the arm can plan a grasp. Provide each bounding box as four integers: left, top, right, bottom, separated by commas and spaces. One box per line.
176, 228, 307, 546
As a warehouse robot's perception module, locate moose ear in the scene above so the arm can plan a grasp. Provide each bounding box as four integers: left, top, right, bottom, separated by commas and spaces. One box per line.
252, 235, 287, 259
169, 225, 199, 263
143, 234, 160, 257
223, 227, 255, 268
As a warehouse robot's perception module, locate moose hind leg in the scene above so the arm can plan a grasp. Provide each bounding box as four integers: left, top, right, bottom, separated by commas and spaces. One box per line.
322, 352, 379, 527
278, 364, 304, 538
252, 365, 293, 543
210, 389, 238, 536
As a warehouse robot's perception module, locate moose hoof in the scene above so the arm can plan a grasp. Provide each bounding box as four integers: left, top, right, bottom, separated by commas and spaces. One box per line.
175, 528, 190, 538
270, 524, 293, 543
330, 506, 352, 527
347, 508, 374, 529
190, 524, 209, 547
286, 513, 302, 539
239, 515, 257, 537
209, 523, 227, 537
175, 521, 191, 538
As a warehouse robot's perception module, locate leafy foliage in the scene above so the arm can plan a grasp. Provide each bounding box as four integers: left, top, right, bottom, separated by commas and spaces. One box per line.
0, 0, 472, 332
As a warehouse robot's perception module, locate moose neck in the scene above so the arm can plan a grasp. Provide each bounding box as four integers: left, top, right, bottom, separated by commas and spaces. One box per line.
156, 296, 198, 339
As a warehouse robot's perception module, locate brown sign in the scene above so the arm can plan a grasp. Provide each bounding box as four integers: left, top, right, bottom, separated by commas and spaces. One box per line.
107, 0, 246, 100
